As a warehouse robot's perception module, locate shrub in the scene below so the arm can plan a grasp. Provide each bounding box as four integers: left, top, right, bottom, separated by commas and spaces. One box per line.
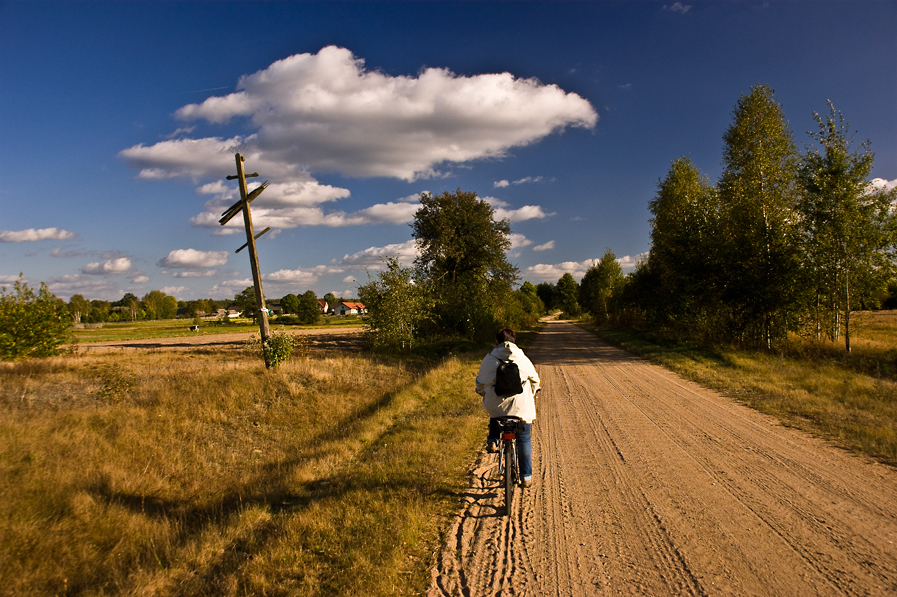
0, 278, 71, 361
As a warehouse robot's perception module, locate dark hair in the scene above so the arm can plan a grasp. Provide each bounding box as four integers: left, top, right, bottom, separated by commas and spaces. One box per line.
496, 328, 516, 344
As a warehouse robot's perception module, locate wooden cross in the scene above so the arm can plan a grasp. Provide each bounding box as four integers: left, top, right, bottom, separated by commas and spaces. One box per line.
220, 153, 272, 366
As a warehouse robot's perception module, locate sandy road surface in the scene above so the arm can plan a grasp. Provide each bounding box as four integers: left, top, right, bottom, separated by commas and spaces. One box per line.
429, 321, 897, 596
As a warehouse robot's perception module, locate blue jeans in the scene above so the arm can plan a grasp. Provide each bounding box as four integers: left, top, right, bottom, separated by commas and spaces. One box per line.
488, 418, 532, 480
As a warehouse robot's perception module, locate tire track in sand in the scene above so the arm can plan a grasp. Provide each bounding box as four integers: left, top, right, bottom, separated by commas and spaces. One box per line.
428, 321, 897, 596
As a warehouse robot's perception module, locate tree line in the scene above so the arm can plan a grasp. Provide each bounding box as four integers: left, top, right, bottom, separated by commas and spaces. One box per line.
568, 85, 896, 352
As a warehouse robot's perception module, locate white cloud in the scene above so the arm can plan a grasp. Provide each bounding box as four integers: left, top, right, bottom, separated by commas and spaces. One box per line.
342, 275, 357, 283
512, 176, 543, 185
870, 178, 897, 192
172, 270, 219, 278
494, 179, 510, 188
509, 233, 532, 249
533, 241, 555, 252
132, 275, 150, 284
0, 227, 77, 242
336, 239, 418, 268
158, 248, 229, 268
523, 253, 646, 283
123, 45, 596, 183
81, 257, 132, 275
210, 278, 254, 295
0, 275, 23, 286
160, 286, 187, 296
493, 204, 552, 222
664, 2, 692, 14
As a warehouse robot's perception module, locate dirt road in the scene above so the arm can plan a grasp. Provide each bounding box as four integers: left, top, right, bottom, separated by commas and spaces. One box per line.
429, 321, 897, 596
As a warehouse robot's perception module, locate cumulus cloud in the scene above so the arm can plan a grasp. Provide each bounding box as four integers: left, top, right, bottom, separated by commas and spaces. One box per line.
122, 45, 596, 183
482, 196, 552, 222
0, 228, 77, 242
81, 257, 132, 275
533, 241, 555, 252
132, 275, 150, 284
160, 286, 187, 296
494, 180, 510, 188
522, 253, 646, 282
158, 248, 229, 269
509, 233, 532, 250
870, 178, 897, 192
336, 240, 419, 268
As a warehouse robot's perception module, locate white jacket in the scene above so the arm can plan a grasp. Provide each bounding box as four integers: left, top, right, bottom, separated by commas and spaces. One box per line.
475, 341, 541, 423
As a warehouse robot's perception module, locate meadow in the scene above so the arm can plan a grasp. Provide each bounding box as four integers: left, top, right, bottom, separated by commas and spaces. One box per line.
70, 317, 363, 344
0, 343, 486, 596
588, 310, 897, 465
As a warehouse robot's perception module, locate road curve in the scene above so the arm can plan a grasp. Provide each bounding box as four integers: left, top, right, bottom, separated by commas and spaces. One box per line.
428, 321, 897, 596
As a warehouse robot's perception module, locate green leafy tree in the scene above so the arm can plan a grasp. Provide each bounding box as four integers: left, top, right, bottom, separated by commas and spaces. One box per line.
68, 294, 90, 324
646, 157, 723, 335
87, 300, 110, 323
142, 290, 177, 320
280, 293, 300, 315
114, 293, 140, 321
579, 249, 625, 322
555, 273, 581, 317
535, 282, 555, 314
718, 84, 802, 348
0, 278, 71, 360
233, 287, 258, 318
295, 290, 320, 324
359, 258, 432, 351
797, 102, 897, 351
411, 188, 517, 339
323, 292, 337, 310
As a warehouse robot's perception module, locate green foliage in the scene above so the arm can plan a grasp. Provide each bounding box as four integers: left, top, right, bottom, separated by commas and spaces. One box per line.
718, 84, 802, 348
555, 272, 581, 317
141, 290, 177, 320
280, 293, 300, 315
68, 294, 90, 324
535, 282, 555, 313
412, 188, 517, 339
295, 290, 321, 325
323, 292, 337, 309
359, 258, 432, 351
244, 330, 296, 367
797, 102, 897, 351
579, 249, 625, 322
233, 287, 258, 319
0, 278, 71, 361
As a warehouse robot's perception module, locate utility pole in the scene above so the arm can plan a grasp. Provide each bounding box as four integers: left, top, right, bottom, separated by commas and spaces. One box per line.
220, 153, 272, 367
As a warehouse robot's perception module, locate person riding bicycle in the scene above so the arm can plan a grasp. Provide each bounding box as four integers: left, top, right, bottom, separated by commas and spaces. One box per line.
475, 328, 541, 488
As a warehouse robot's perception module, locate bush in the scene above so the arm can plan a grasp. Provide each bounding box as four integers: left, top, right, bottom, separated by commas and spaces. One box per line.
243, 331, 307, 367
0, 278, 71, 361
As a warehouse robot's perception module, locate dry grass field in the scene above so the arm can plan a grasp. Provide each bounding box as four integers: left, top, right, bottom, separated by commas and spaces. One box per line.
0, 345, 486, 596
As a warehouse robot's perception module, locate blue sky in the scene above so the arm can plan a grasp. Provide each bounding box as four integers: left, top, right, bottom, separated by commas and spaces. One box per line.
1, 1, 895, 302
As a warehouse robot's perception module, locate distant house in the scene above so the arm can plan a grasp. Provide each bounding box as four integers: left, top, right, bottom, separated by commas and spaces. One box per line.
317, 300, 331, 314
333, 301, 366, 316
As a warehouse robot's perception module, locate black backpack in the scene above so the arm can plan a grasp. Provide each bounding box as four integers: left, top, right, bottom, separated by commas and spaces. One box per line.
492, 356, 524, 398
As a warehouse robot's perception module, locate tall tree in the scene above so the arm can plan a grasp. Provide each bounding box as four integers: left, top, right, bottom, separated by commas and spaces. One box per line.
359, 257, 431, 351
295, 290, 320, 324
580, 249, 625, 322
280, 293, 300, 315
718, 84, 802, 348
412, 189, 517, 338
797, 102, 897, 351
68, 294, 90, 324
647, 158, 722, 335
233, 287, 258, 318
555, 273, 581, 317
535, 282, 555, 314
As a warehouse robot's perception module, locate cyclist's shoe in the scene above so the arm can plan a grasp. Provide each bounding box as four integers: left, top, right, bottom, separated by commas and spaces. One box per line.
521, 477, 533, 488
486, 441, 499, 453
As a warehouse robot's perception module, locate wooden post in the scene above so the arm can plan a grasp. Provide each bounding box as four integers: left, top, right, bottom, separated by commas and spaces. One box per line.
224, 153, 272, 367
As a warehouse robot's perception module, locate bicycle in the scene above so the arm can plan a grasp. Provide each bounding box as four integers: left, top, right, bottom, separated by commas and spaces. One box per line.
494, 416, 526, 516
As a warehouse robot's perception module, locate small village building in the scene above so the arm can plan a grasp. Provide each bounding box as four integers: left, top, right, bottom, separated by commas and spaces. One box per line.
317, 300, 331, 314
333, 301, 366, 316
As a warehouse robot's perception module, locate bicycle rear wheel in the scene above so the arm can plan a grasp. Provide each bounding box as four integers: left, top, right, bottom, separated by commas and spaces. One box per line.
503, 440, 516, 515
